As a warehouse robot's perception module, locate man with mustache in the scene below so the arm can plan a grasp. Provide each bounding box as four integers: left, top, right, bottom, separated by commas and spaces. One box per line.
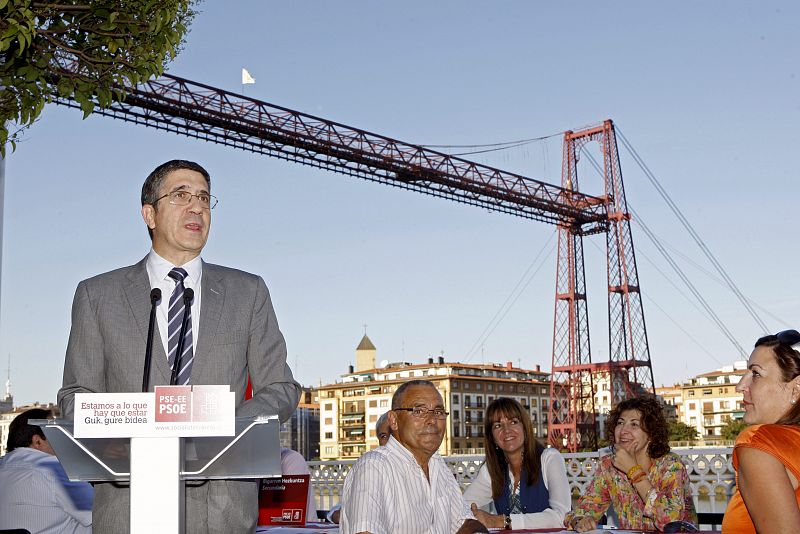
340, 380, 488, 534
58, 160, 301, 533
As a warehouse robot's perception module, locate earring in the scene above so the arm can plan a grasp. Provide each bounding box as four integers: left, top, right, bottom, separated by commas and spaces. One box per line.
792, 399, 797, 405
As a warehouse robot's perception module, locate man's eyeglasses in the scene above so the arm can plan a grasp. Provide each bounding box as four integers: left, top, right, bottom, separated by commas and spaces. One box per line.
776, 329, 800, 350
394, 407, 449, 420
155, 190, 218, 210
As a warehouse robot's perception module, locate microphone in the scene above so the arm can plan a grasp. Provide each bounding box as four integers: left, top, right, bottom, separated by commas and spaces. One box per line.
170, 288, 194, 385
141, 288, 162, 392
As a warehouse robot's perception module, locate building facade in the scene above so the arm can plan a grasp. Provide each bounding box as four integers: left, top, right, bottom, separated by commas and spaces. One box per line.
316, 335, 551, 459
656, 361, 746, 444
279, 388, 320, 461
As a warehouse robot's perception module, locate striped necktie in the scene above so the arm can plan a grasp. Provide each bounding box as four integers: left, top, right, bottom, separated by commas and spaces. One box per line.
167, 267, 194, 385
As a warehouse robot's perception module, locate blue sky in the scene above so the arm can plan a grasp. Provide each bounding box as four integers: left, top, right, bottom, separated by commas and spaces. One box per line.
4, 2, 799, 406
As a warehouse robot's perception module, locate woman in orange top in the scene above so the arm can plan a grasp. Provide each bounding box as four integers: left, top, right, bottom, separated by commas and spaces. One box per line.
722, 330, 800, 533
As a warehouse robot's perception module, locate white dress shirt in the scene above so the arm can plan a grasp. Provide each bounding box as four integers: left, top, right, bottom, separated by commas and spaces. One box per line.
0, 447, 93, 534
146, 249, 202, 358
341, 435, 474, 534
462, 447, 570, 529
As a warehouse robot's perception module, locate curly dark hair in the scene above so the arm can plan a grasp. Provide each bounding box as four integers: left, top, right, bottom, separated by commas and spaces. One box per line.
483, 397, 545, 499
754, 333, 800, 425
605, 396, 670, 459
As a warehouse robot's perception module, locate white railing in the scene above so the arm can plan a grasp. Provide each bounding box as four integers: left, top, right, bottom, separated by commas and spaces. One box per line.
310, 447, 735, 514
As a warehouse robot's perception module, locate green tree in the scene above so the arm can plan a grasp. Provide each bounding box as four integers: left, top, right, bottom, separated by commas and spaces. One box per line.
668, 420, 699, 443
0, 0, 198, 153
721, 417, 748, 441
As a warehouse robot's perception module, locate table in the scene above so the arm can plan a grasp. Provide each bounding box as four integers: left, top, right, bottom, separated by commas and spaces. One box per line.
256, 526, 722, 534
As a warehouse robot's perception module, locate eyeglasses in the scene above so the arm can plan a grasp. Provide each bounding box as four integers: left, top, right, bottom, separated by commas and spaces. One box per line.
394, 407, 449, 420
776, 329, 800, 349
662, 520, 699, 533
154, 190, 218, 210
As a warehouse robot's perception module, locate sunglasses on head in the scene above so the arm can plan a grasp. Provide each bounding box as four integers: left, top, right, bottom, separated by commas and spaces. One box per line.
662, 520, 699, 533
776, 329, 800, 349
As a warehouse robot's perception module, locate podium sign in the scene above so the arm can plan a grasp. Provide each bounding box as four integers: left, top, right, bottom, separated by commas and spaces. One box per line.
38, 386, 280, 534
74, 385, 235, 438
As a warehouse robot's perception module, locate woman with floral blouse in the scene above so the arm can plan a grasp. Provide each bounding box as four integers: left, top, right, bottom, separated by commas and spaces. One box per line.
564, 396, 696, 532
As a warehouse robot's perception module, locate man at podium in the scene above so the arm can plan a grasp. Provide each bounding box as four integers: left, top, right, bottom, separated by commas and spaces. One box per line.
58, 160, 301, 533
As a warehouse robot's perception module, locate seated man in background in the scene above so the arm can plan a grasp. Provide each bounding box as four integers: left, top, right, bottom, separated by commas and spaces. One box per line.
280, 447, 318, 522
340, 380, 488, 534
0, 408, 94, 533
328, 411, 392, 524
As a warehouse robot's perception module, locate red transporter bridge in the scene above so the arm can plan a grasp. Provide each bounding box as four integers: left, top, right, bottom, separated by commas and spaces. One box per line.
53, 72, 654, 451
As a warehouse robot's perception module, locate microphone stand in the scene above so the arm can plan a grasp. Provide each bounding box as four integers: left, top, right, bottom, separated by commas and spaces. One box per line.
170, 288, 194, 386
141, 288, 162, 392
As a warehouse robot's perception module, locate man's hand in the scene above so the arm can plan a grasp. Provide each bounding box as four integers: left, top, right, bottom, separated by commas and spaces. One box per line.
469, 503, 504, 528
455, 518, 489, 534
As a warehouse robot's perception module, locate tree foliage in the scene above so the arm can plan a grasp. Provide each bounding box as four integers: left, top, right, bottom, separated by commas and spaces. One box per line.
0, 0, 198, 153
668, 420, 699, 443
720, 417, 747, 441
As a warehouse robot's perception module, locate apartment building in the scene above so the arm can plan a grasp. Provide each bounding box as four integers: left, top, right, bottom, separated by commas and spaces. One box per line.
655, 361, 746, 442
279, 387, 320, 461
682, 362, 746, 439
316, 335, 551, 459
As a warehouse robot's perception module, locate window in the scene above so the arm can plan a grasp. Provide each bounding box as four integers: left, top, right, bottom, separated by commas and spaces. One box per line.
368, 429, 375, 437
487, 384, 494, 391
369, 400, 377, 408
465, 395, 471, 407
476, 383, 482, 390
324, 432, 333, 439
379, 399, 389, 407
688, 402, 696, 410
452, 395, 459, 405
453, 425, 460, 437
453, 410, 460, 420
689, 390, 695, 397
498, 384, 505, 392
542, 387, 548, 395
324, 418, 333, 425
324, 403, 333, 411
530, 399, 537, 408
369, 414, 377, 423
702, 389, 712, 395
464, 382, 470, 390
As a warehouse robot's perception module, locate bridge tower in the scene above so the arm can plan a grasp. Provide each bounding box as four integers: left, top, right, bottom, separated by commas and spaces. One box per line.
548, 120, 655, 452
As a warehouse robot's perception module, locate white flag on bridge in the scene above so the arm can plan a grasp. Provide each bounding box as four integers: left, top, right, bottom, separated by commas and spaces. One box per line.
242, 68, 256, 85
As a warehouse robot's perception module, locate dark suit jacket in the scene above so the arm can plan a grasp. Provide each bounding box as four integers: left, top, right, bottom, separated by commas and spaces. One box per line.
58, 257, 301, 533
